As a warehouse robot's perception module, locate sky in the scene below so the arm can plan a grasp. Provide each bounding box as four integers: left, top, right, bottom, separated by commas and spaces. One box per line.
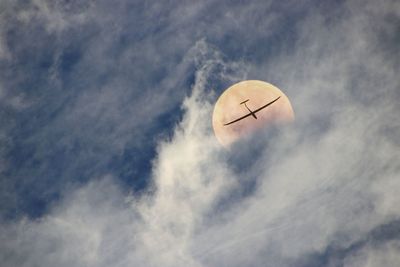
0, 0, 399, 266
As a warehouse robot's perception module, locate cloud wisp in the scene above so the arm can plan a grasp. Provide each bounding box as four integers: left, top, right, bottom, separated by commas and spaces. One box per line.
1, 0, 399, 267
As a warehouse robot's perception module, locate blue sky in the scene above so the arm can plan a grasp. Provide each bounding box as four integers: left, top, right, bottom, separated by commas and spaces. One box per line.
0, 1, 399, 266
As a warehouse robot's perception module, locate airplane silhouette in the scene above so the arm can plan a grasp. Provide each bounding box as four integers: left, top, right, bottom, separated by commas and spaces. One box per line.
223, 96, 281, 126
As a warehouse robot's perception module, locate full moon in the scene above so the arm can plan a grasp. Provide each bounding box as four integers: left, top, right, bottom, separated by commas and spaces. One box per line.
212, 80, 294, 147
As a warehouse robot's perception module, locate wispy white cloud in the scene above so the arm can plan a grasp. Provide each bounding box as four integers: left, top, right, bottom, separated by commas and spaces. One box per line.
0, 0, 399, 266
344, 240, 400, 267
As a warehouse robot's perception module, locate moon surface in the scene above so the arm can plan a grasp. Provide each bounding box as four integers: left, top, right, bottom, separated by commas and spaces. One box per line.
212, 80, 294, 147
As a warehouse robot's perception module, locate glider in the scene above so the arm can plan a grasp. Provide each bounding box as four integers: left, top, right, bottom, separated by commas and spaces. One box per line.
223, 96, 281, 126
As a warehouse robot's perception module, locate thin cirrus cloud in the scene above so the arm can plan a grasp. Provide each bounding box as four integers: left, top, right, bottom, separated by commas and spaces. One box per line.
1, 0, 400, 266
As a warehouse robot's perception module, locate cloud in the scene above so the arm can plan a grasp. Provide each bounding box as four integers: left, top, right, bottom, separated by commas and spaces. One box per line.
0, 0, 318, 217
344, 240, 400, 267
0, 0, 213, 216
1, 0, 399, 266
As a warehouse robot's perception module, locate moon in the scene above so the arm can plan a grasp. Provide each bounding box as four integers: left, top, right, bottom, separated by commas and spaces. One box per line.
212, 80, 294, 147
